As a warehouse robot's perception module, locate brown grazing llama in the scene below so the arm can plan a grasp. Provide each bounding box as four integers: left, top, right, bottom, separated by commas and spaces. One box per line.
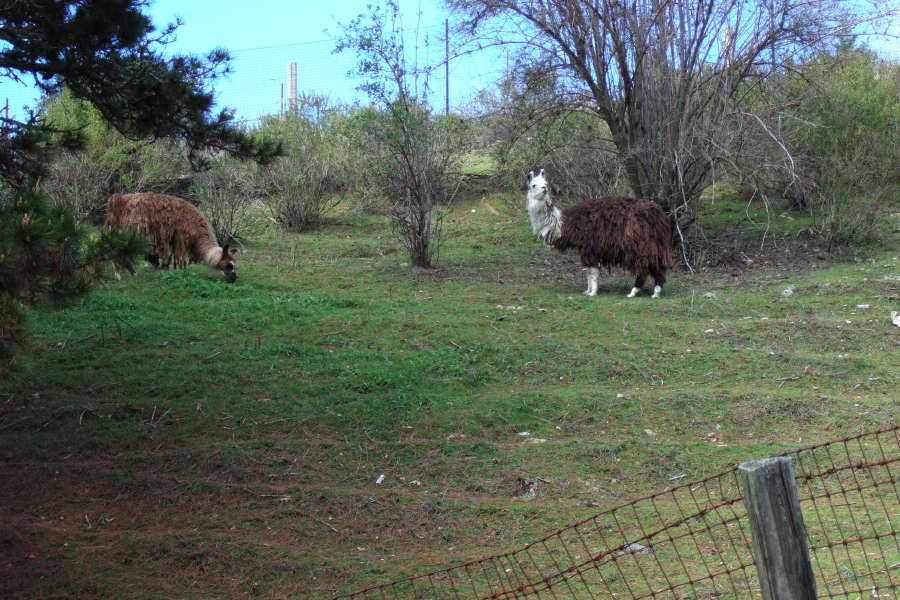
105, 193, 237, 283
526, 169, 671, 298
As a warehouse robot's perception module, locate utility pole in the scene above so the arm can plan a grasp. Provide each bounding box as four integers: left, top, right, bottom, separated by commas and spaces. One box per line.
445, 19, 450, 116
287, 62, 298, 114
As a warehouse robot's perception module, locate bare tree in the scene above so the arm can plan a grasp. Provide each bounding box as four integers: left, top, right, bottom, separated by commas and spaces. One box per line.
335, 0, 463, 268
445, 0, 896, 240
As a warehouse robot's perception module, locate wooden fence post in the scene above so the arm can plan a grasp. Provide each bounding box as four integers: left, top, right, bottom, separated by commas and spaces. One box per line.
739, 456, 817, 600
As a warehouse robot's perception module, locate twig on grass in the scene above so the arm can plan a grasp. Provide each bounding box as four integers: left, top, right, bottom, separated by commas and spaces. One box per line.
0, 417, 30, 430
79, 407, 108, 424
630, 363, 651, 380
296, 513, 339, 533
322, 327, 351, 337
766, 375, 801, 387
115, 314, 137, 331
60, 333, 96, 351
145, 407, 170, 427
490, 323, 515, 342
40, 405, 75, 429
190, 449, 221, 471
524, 510, 544, 523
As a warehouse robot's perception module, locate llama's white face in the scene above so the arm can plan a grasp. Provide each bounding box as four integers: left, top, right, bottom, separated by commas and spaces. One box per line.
525, 168, 563, 243
526, 169, 550, 206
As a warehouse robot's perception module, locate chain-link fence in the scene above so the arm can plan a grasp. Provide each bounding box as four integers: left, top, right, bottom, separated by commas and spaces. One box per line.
337, 426, 900, 599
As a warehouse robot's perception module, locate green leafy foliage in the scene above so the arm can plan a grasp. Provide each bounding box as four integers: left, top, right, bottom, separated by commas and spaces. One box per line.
254, 98, 351, 231
334, 0, 464, 267
0, 0, 282, 189
38, 88, 189, 222
797, 48, 900, 247
754, 46, 900, 249
0, 185, 148, 373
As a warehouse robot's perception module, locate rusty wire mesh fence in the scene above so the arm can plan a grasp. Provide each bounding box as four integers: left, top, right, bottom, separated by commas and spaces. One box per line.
338, 426, 900, 599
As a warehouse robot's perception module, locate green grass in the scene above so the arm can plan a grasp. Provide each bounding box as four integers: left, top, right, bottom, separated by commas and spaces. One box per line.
1, 190, 899, 598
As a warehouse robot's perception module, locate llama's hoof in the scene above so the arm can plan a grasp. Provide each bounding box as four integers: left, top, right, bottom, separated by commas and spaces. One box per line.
651, 293, 662, 299
584, 290, 596, 297
626, 288, 640, 298
651, 285, 662, 299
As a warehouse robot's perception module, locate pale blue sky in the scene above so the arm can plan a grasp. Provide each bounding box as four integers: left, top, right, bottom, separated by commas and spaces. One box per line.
3, 1, 899, 120
1, 0, 458, 120
147, 0, 448, 54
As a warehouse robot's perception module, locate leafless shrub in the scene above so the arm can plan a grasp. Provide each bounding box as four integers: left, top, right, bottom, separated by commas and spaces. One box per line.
477, 64, 628, 201
255, 100, 349, 232
190, 158, 263, 245
334, 1, 465, 267
263, 153, 342, 232
42, 140, 186, 224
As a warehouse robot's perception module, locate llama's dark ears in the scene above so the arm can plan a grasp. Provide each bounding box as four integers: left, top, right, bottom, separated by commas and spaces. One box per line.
222, 243, 230, 257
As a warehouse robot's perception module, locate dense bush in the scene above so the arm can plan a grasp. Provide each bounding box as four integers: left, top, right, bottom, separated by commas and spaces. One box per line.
39, 89, 188, 223
759, 46, 900, 248
190, 157, 263, 245
254, 98, 351, 231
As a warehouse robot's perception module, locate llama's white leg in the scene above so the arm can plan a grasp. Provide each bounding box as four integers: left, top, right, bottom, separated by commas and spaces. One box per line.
114, 268, 121, 281
652, 285, 663, 299
626, 287, 641, 298
584, 268, 600, 297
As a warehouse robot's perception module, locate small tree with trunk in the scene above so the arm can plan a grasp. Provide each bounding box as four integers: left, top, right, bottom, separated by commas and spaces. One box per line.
334, 0, 463, 268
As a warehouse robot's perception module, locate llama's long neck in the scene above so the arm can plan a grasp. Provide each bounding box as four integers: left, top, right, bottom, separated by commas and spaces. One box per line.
527, 195, 564, 245
202, 245, 225, 268
196, 224, 222, 267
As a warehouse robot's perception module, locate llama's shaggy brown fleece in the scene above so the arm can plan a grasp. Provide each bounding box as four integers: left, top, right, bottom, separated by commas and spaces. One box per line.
106, 193, 236, 281
555, 196, 672, 282
526, 168, 671, 297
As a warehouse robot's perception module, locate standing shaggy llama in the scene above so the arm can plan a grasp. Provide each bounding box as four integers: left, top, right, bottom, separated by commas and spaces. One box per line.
526, 169, 671, 298
105, 193, 237, 283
